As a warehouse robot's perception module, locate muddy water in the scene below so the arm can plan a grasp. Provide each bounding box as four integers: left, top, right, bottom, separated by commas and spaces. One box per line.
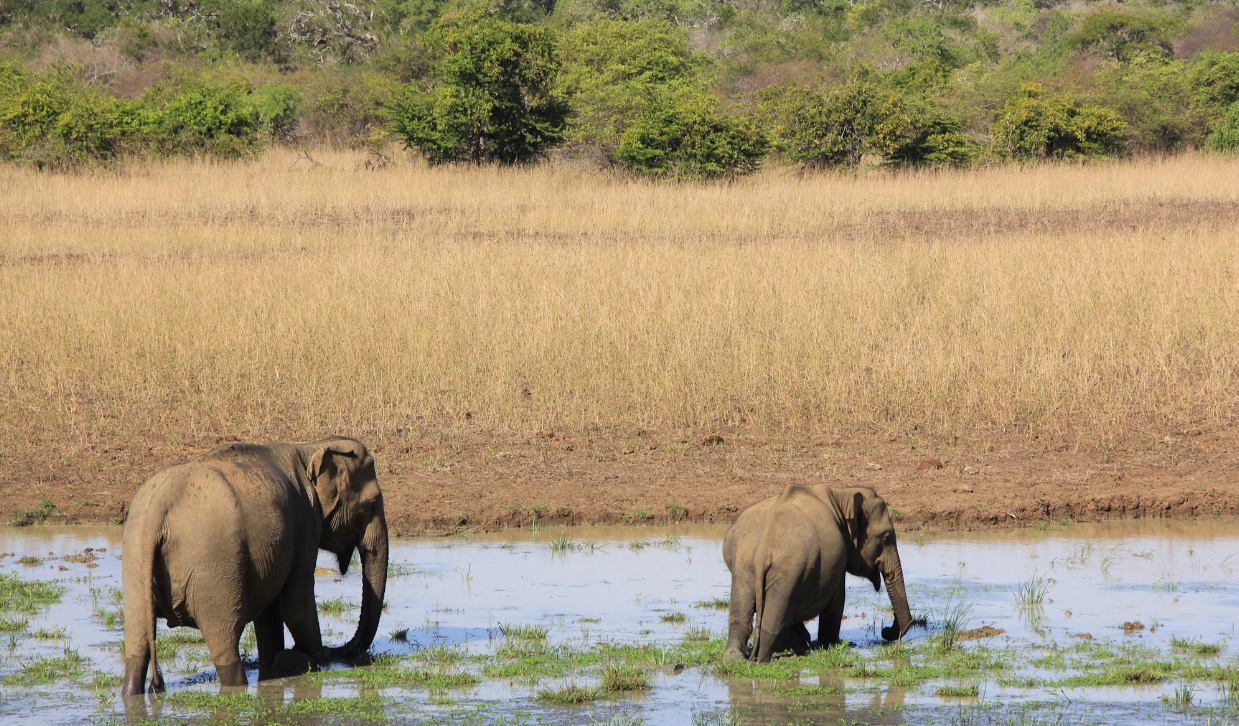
0, 520, 1237, 725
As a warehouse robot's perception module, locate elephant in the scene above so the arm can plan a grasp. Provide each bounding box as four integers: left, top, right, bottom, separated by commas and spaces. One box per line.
121, 437, 389, 696
722, 485, 911, 662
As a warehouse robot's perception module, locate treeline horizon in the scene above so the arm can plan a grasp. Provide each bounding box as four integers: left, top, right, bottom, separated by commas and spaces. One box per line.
3, 0, 1239, 175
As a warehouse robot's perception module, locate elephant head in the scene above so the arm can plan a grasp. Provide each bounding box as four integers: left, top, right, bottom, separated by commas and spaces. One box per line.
305, 438, 389, 659
831, 487, 912, 642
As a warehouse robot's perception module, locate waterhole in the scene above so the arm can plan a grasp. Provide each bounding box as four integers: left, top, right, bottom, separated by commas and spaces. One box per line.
0, 520, 1235, 725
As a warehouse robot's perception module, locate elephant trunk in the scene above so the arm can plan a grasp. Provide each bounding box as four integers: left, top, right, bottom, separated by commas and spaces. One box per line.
334, 510, 388, 659
880, 543, 912, 642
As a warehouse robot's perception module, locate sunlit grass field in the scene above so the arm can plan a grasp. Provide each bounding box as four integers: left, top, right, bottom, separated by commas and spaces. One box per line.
2, 151, 1238, 455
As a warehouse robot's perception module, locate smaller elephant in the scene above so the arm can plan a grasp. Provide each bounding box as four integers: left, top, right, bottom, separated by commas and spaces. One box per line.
121, 437, 389, 696
722, 485, 911, 662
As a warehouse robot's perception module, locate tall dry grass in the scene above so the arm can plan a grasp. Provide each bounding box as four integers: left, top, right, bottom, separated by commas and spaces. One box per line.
3, 151, 1239, 453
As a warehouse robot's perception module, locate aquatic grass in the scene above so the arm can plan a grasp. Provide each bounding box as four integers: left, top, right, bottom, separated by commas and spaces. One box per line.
387, 561, 418, 578
600, 661, 652, 692
659, 612, 687, 624
17, 556, 43, 567
0, 616, 30, 631
499, 622, 550, 640
0, 573, 66, 612
317, 596, 357, 615
549, 531, 575, 553
684, 625, 712, 642
536, 682, 600, 703
389, 627, 409, 642
1013, 573, 1049, 609
412, 643, 470, 665
31, 625, 66, 639
0, 648, 86, 685
936, 683, 980, 697
933, 590, 973, 653
691, 706, 743, 726
694, 597, 730, 610
593, 714, 647, 726
1162, 683, 1195, 711
1170, 636, 1221, 655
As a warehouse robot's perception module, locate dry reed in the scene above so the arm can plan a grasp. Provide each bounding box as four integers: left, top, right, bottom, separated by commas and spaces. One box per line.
3, 151, 1238, 454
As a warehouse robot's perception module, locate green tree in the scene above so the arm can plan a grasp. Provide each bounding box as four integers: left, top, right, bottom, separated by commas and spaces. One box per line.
758, 82, 910, 169
615, 87, 767, 179
0, 64, 131, 167
991, 83, 1126, 160
1206, 101, 1239, 154
386, 13, 567, 164
889, 116, 978, 168
1071, 11, 1177, 64
558, 18, 702, 150
216, 1, 284, 63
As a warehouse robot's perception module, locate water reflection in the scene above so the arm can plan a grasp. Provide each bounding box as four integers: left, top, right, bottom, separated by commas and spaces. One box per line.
1, 520, 1238, 724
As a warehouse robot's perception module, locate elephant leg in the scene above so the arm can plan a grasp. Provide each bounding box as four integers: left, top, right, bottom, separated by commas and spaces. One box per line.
254, 600, 285, 682
754, 579, 796, 663
200, 620, 247, 689
816, 582, 846, 647
723, 575, 756, 662
280, 569, 324, 668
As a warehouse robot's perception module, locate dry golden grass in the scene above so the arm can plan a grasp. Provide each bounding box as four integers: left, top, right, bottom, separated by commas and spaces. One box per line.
3, 150, 1239, 456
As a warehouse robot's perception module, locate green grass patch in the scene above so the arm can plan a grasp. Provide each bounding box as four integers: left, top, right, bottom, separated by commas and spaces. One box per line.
0, 572, 66, 612
694, 597, 730, 610
659, 612, 687, 624
1170, 636, 1221, 655
600, 662, 651, 692
317, 596, 357, 615
499, 622, 550, 640
536, 682, 599, 703
936, 683, 980, 697
31, 625, 66, 639
0, 615, 30, 631
1, 649, 86, 685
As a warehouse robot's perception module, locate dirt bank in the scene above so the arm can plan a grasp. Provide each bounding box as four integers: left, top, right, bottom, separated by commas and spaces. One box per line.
3, 426, 1238, 537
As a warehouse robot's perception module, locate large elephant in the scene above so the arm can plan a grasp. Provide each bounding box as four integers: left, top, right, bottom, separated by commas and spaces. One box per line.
722, 485, 911, 662
121, 437, 389, 696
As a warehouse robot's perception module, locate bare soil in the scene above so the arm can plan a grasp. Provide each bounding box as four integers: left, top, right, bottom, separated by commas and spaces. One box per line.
3, 427, 1238, 537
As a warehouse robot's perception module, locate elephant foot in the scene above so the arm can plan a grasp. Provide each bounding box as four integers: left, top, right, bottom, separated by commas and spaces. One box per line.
881, 622, 904, 642
722, 644, 748, 662
271, 648, 317, 678
216, 661, 249, 689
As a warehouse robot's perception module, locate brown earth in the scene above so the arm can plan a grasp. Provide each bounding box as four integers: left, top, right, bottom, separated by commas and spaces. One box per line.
3, 426, 1238, 538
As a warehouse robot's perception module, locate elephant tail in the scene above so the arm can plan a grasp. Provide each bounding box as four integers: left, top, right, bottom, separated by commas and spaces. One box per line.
750, 544, 771, 663
122, 501, 167, 696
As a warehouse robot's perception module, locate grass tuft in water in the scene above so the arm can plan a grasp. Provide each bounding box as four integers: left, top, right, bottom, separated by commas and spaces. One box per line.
549, 531, 575, 553
0, 616, 30, 631
691, 706, 743, 726
317, 596, 357, 615
389, 627, 409, 642
694, 597, 730, 610
0, 573, 66, 612
1013, 573, 1050, 609
659, 612, 687, 624
936, 683, 980, 697
31, 625, 67, 639
932, 590, 972, 654
1, 648, 86, 685
600, 662, 651, 692
684, 625, 711, 642
593, 714, 646, 726
499, 622, 550, 640
1162, 682, 1195, 711
537, 682, 599, 703
1170, 636, 1221, 655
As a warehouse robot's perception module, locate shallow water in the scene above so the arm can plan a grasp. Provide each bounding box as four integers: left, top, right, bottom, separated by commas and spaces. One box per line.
1, 520, 1238, 725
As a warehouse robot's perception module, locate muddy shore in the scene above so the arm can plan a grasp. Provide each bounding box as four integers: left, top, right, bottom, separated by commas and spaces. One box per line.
3, 426, 1237, 537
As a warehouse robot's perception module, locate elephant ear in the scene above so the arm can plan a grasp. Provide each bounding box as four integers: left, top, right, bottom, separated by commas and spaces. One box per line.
310, 443, 360, 525
846, 491, 867, 550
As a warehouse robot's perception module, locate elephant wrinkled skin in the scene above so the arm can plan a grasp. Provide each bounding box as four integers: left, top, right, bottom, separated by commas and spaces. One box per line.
722, 485, 912, 662
121, 437, 389, 696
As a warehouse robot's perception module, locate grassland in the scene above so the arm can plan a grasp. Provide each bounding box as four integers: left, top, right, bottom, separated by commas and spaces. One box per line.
2, 152, 1239, 532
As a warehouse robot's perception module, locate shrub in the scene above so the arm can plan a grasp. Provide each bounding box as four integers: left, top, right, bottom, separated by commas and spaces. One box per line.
1071, 11, 1178, 64
250, 83, 302, 140
758, 82, 910, 169
1206, 101, 1239, 154
991, 83, 1126, 160
387, 12, 567, 164
1189, 51, 1239, 121
615, 87, 767, 179
136, 76, 262, 158
889, 116, 978, 168
558, 18, 703, 150
215, 0, 283, 63
0, 64, 129, 167
302, 73, 396, 145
